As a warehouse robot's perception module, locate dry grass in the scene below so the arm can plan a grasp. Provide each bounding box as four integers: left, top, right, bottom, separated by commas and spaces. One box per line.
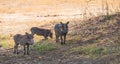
0, 0, 120, 35
0, 34, 14, 49
0, 1, 120, 63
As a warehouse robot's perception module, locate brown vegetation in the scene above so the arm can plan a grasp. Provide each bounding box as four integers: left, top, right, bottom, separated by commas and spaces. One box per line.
0, 0, 120, 64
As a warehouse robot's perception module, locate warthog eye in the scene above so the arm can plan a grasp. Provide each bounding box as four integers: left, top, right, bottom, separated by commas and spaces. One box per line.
62, 24, 68, 31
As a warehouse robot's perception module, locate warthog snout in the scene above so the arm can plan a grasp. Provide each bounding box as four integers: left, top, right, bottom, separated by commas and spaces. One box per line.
49, 32, 53, 38
27, 39, 34, 45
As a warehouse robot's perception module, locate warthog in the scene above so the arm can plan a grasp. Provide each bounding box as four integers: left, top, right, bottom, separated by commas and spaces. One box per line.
13, 32, 34, 55
30, 27, 53, 39
54, 22, 69, 44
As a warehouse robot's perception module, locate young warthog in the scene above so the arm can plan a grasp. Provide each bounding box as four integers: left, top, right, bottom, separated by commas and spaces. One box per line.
30, 27, 52, 39
54, 22, 69, 44
13, 32, 34, 55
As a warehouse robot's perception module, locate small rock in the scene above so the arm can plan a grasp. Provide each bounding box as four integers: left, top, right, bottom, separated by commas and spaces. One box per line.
33, 60, 37, 63
38, 56, 42, 60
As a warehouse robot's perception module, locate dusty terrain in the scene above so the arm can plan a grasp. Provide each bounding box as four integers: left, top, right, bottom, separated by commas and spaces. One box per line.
0, 13, 120, 64
0, 0, 120, 64
0, 0, 120, 35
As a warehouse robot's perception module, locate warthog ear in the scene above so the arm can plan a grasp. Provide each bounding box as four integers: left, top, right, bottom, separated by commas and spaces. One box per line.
66, 21, 69, 24
25, 32, 29, 35
25, 32, 29, 38
60, 22, 63, 24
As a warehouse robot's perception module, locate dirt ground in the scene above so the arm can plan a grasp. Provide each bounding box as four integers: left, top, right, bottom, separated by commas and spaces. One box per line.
0, 43, 64, 63
0, 42, 120, 64
0, 45, 90, 64
0, 42, 92, 64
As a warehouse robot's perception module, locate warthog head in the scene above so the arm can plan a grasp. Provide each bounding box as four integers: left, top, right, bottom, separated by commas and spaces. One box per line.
60, 21, 69, 34
48, 32, 53, 38
25, 32, 34, 45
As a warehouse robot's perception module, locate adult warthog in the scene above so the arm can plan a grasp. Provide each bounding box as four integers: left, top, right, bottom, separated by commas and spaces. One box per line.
54, 22, 69, 44
13, 32, 34, 55
30, 27, 53, 39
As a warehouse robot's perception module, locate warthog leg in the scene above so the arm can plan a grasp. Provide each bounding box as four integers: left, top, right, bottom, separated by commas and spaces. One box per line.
27, 45, 29, 55
60, 35, 63, 44
63, 34, 66, 44
44, 36, 48, 39
23, 45, 30, 55
56, 35, 59, 42
23, 45, 26, 55
13, 44, 18, 54
44, 33, 48, 39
